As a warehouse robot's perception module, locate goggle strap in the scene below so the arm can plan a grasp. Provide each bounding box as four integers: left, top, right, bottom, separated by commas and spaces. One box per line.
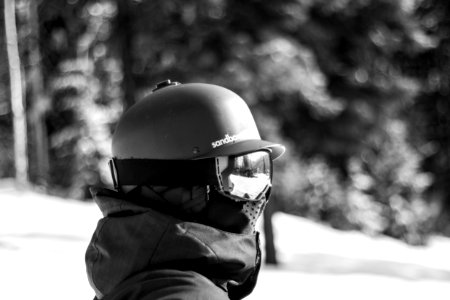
110, 158, 219, 187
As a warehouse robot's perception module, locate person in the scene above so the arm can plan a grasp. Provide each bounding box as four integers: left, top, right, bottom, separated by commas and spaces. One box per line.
85, 80, 285, 300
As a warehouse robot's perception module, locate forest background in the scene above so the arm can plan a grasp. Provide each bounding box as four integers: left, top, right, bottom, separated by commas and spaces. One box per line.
1, 0, 450, 263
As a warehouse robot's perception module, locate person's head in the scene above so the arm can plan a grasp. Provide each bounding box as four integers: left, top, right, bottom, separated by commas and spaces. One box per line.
109, 80, 285, 233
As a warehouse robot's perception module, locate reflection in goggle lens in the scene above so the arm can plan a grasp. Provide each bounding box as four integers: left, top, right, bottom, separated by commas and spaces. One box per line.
220, 151, 272, 201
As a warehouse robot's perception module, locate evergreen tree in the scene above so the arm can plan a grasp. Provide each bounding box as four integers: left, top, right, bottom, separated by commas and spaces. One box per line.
402, 0, 450, 235
38, 0, 121, 198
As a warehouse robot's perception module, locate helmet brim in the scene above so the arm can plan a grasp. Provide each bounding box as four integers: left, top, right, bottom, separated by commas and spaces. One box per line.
193, 139, 285, 160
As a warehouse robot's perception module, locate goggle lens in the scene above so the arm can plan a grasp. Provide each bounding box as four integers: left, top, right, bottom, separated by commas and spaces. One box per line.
219, 151, 272, 201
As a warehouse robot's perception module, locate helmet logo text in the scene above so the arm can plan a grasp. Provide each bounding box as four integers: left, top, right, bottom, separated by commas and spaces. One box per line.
211, 129, 257, 149
212, 133, 239, 148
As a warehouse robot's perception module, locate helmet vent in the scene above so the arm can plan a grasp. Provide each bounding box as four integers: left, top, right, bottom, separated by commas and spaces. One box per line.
152, 79, 180, 91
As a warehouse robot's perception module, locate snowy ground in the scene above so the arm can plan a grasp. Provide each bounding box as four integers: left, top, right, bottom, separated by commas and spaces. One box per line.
1, 186, 450, 300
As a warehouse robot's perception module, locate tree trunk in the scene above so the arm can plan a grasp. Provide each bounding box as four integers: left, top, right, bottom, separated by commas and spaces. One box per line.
26, 0, 49, 188
263, 197, 278, 265
117, 0, 135, 108
5, 0, 28, 186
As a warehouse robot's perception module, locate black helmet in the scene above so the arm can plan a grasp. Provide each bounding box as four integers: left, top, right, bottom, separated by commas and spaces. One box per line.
109, 80, 285, 190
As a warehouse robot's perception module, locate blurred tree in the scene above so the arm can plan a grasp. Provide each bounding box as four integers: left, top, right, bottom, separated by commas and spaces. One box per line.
272, 0, 425, 170
400, 0, 450, 235
255, 0, 435, 243
4, 0, 28, 186
16, 0, 50, 189
0, 0, 14, 179
37, 0, 122, 198
347, 120, 435, 244
116, 0, 135, 108
263, 198, 278, 264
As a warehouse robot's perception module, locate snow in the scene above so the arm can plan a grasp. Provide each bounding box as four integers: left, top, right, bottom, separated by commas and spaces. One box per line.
249, 214, 450, 299
1, 186, 450, 300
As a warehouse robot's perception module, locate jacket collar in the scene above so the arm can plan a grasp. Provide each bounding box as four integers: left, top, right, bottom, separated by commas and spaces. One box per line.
86, 187, 259, 299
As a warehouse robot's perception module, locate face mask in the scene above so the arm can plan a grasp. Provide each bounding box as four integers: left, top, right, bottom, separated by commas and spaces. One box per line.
198, 188, 269, 234
242, 198, 268, 231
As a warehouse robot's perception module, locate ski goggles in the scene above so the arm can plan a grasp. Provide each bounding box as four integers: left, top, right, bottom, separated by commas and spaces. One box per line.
109, 150, 272, 201
215, 150, 272, 201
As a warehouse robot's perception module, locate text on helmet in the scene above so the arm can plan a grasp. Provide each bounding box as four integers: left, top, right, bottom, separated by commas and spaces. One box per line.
212, 133, 240, 148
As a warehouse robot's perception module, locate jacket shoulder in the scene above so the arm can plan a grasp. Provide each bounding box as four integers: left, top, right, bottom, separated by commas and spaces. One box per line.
102, 269, 230, 300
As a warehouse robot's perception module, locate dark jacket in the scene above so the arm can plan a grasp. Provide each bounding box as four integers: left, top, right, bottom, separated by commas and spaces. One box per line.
85, 188, 261, 300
